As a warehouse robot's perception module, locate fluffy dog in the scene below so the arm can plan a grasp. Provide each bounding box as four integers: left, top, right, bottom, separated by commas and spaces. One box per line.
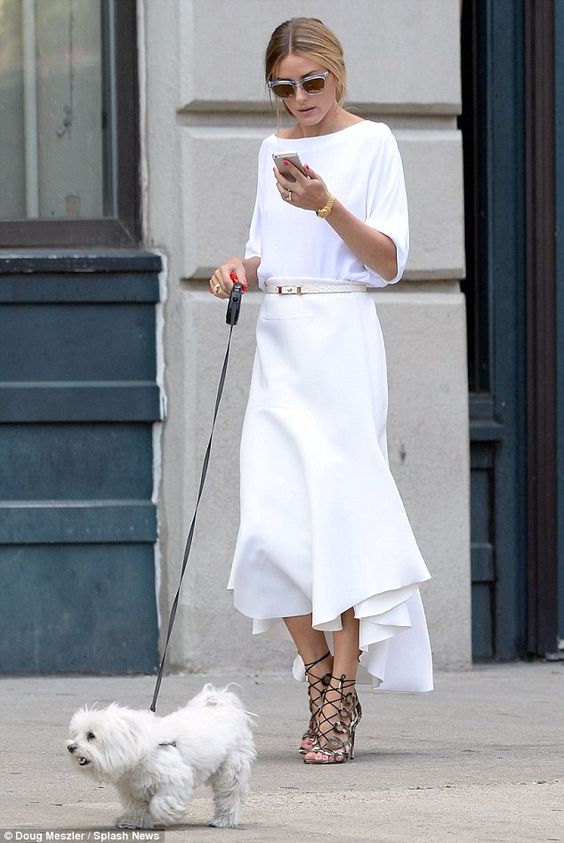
66, 684, 256, 829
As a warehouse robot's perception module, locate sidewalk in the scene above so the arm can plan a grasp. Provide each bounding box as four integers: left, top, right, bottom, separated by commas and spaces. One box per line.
1, 663, 563, 842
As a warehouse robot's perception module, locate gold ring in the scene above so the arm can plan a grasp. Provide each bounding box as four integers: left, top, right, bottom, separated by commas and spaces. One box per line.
214, 283, 221, 294
286, 191, 292, 202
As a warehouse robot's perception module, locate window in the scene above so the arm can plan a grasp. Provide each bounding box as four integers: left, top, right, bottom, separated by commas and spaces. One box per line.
0, 0, 139, 246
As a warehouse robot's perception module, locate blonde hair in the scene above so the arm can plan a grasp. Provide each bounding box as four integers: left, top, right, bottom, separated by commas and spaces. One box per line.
265, 18, 347, 107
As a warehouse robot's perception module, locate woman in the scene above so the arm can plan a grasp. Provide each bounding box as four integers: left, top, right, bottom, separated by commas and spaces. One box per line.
210, 17, 433, 765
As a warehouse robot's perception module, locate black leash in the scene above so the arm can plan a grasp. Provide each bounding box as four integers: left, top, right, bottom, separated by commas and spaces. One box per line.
150, 281, 244, 713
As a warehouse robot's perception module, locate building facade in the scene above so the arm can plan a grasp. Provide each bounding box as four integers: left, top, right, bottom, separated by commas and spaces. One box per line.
0, 0, 561, 674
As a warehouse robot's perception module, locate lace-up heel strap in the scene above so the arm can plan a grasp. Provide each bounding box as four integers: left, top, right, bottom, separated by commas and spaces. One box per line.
298, 651, 333, 754
328, 674, 359, 710
303, 651, 331, 673
303, 651, 333, 703
303, 674, 362, 764
303, 652, 333, 711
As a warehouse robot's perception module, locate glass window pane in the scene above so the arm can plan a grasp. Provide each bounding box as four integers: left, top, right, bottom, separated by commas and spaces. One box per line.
0, 0, 116, 220
0, 0, 26, 218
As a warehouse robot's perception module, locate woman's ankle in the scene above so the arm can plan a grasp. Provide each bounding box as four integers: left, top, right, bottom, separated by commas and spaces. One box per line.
303, 650, 333, 674
328, 669, 358, 686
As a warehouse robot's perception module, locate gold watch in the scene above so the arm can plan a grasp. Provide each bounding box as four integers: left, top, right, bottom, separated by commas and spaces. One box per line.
315, 194, 336, 219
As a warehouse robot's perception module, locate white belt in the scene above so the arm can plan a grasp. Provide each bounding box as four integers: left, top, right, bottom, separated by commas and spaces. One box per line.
264, 281, 367, 295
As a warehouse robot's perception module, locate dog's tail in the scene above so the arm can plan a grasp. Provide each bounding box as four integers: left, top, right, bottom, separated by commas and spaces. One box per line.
195, 683, 258, 719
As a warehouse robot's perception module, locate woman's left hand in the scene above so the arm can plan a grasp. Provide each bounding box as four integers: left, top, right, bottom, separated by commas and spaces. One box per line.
273, 161, 330, 212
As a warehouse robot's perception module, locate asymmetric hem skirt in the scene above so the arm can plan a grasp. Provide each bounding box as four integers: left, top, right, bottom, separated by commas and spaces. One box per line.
228, 286, 433, 692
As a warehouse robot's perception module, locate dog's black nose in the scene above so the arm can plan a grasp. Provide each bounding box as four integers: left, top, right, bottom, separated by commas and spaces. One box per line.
67, 743, 77, 754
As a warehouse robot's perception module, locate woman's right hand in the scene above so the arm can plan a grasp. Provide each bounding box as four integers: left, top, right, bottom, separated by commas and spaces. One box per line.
209, 258, 248, 299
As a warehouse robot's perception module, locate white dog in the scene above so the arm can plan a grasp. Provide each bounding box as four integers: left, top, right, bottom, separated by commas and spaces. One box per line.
66, 684, 256, 829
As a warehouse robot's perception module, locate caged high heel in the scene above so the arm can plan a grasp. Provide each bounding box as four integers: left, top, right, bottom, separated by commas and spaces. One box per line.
303, 673, 362, 764
299, 650, 332, 754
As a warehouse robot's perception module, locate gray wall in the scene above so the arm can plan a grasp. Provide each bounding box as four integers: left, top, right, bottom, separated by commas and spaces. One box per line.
140, 0, 471, 675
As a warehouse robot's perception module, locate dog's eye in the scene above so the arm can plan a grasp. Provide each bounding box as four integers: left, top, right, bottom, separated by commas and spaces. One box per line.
87, 731, 96, 741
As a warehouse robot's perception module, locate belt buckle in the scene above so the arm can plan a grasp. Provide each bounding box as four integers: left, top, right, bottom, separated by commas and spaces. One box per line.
277, 285, 302, 295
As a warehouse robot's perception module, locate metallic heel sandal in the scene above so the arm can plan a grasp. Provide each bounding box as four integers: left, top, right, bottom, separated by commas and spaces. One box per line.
303, 673, 363, 764
299, 650, 332, 754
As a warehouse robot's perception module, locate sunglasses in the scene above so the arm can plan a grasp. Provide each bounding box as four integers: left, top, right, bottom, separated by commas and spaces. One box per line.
268, 70, 330, 100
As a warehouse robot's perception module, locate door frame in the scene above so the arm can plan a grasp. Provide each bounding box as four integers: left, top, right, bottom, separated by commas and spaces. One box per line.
462, 0, 528, 660
523, 0, 559, 657
462, 0, 561, 659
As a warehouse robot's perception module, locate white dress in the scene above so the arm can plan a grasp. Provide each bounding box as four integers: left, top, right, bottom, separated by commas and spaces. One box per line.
227, 121, 433, 692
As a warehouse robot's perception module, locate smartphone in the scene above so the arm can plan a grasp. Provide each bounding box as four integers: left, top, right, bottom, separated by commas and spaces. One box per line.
272, 152, 307, 182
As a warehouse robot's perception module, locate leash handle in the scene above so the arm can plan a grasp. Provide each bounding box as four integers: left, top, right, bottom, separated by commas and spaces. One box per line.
226, 275, 243, 325
150, 282, 242, 712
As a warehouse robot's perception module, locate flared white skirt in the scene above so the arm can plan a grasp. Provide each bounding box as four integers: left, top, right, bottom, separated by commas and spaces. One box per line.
228, 285, 433, 691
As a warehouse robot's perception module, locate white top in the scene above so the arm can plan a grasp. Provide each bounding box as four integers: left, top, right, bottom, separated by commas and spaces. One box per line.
245, 120, 409, 289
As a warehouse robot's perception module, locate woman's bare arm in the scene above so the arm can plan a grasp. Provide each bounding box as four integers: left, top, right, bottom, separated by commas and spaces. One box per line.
274, 162, 397, 282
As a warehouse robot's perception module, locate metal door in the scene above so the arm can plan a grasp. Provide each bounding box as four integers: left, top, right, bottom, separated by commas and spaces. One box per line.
0, 251, 161, 672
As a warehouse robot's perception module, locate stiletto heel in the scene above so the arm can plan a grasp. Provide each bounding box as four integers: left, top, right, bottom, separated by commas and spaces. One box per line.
299, 650, 332, 754
303, 673, 362, 764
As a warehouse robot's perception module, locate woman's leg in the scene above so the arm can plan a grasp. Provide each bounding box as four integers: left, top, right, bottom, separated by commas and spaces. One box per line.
284, 614, 334, 749
332, 607, 362, 680
283, 609, 362, 688
304, 607, 362, 763
283, 613, 330, 666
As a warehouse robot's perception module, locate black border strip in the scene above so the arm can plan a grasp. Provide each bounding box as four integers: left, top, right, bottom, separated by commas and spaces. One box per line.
524, 0, 558, 657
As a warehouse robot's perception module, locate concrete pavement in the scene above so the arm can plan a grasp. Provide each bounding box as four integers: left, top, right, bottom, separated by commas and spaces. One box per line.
1, 663, 563, 842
